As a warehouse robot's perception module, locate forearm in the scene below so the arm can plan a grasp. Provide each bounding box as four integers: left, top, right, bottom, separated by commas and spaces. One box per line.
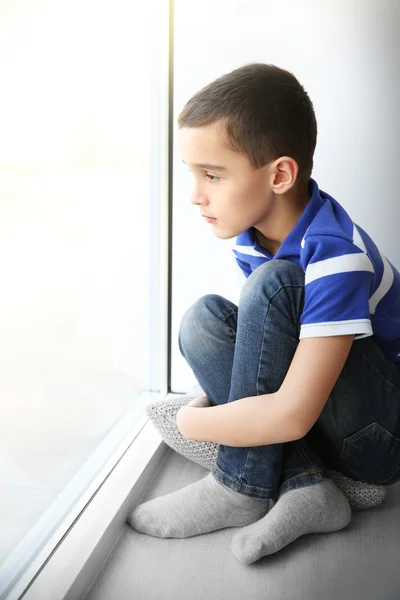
176, 392, 301, 447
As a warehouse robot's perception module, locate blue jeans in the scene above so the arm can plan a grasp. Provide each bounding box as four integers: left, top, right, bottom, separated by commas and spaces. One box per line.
178, 259, 400, 502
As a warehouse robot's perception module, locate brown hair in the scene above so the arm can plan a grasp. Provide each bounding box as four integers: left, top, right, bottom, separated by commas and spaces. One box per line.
177, 63, 317, 186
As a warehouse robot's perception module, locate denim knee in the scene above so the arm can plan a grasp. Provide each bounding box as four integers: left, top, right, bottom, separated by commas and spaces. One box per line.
239, 259, 305, 303
178, 294, 224, 351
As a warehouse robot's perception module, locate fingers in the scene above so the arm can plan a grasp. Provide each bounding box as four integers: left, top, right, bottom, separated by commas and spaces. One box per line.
187, 394, 211, 407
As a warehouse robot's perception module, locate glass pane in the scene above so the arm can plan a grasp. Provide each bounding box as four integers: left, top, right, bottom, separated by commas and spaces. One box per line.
0, 0, 167, 594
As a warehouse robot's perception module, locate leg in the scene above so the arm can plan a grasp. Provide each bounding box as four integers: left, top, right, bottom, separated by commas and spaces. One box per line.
232, 279, 400, 563
128, 260, 349, 541
192, 259, 327, 500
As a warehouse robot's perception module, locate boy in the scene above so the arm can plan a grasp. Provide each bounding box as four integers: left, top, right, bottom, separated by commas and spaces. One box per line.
128, 63, 400, 564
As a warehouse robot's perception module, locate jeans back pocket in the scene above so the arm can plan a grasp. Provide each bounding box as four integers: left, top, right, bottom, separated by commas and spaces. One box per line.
339, 422, 400, 484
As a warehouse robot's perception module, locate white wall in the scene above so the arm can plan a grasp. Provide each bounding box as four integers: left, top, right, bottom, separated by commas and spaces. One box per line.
171, 0, 400, 393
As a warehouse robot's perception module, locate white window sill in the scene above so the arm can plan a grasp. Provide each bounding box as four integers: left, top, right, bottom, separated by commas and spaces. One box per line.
5, 391, 185, 600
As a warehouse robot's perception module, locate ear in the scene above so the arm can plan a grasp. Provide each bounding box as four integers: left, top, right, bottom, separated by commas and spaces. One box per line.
269, 156, 299, 194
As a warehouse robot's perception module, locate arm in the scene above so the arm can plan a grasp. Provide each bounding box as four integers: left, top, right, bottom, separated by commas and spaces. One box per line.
277, 334, 354, 437
176, 391, 299, 447
177, 334, 354, 446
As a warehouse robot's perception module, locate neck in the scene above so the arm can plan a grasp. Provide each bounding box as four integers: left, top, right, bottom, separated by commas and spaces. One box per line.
255, 182, 311, 256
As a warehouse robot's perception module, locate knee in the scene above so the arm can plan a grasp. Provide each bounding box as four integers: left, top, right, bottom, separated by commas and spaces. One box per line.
240, 259, 304, 303
179, 294, 223, 346
250, 259, 303, 280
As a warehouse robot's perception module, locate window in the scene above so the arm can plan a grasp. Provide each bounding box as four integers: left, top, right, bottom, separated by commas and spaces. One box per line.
0, 1, 169, 595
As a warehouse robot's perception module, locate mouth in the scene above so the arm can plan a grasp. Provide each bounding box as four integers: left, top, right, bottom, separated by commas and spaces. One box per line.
202, 215, 216, 221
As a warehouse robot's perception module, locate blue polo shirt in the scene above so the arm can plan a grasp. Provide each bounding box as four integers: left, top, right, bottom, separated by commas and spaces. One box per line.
232, 178, 400, 373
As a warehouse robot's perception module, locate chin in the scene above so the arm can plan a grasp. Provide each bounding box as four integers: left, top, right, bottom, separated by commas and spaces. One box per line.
213, 230, 236, 240
211, 223, 243, 240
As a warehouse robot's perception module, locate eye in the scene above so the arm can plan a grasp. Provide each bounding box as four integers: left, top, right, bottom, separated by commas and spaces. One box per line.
205, 173, 220, 183
185, 168, 220, 183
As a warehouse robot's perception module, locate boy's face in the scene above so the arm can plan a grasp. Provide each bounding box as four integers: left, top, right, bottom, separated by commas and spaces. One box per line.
178, 122, 275, 240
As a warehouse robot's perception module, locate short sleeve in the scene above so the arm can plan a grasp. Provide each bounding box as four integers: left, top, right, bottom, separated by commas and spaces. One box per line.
299, 234, 375, 339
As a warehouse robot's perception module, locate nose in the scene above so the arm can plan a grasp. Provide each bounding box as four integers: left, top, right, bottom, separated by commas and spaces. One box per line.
190, 192, 199, 206
190, 187, 206, 207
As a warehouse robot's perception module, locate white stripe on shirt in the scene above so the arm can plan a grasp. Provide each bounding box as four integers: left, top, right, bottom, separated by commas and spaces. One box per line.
352, 223, 368, 253
369, 254, 394, 314
305, 252, 374, 286
300, 318, 373, 338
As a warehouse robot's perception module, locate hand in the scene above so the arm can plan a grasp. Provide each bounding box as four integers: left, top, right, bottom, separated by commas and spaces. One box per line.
176, 396, 211, 438
186, 394, 212, 408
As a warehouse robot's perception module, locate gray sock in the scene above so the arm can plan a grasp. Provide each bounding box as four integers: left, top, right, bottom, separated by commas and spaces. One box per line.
127, 472, 270, 538
231, 478, 352, 564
